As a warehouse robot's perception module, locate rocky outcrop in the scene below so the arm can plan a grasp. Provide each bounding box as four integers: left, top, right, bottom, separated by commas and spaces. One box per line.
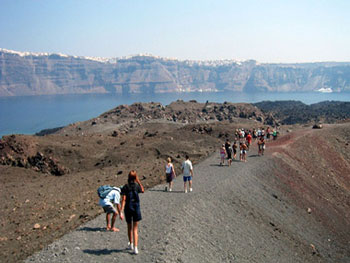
255, 101, 350, 125
0, 135, 68, 175
1, 49, 350, 96
55, 100, 275, 136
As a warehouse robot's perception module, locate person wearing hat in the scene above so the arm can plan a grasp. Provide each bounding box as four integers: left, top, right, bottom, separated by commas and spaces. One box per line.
99, 186, 122, 232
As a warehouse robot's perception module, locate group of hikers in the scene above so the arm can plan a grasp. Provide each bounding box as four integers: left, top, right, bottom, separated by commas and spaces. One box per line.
98, 155, 194, 255
97, 126, 277, 255
220, 126, 277, 165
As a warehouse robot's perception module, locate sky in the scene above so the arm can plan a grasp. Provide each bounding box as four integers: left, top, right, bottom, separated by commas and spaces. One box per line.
0, 0, 349, 63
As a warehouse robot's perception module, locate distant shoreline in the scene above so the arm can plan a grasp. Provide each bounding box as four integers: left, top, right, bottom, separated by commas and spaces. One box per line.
1, 92, 350, 137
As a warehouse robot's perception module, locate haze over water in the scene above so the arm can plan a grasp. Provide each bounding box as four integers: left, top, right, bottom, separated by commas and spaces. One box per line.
1, 91, 350, 137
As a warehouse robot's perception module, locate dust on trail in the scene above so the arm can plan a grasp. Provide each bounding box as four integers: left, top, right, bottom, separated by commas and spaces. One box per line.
25, 143, 344, 263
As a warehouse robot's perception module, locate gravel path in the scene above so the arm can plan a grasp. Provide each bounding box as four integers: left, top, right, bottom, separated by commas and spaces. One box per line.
25, 151, 337, 263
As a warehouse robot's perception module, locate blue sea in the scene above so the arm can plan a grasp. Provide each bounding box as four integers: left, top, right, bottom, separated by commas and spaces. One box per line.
1, 91, 350, 137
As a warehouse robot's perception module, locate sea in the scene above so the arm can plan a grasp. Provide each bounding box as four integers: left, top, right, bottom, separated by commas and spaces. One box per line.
1, 91, 350, 137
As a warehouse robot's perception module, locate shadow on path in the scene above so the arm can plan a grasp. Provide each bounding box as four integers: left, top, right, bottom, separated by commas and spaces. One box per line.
77, 227, 106, 232
248, 154, 261, 158
83, 248, 126, 255
149, 189, 183, 193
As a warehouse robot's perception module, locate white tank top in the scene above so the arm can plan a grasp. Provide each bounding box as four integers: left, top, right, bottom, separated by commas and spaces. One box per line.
165, 163, 173, 173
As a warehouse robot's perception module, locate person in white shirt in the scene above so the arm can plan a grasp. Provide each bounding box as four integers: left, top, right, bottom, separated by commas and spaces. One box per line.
182, 155, 194, 193
99, 188, 122, 232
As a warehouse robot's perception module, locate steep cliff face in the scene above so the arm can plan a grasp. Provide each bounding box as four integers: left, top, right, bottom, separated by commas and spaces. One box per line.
1, 49, 350, 96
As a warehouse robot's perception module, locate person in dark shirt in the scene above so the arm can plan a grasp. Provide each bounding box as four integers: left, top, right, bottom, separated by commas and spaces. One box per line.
120, 170, 144, 255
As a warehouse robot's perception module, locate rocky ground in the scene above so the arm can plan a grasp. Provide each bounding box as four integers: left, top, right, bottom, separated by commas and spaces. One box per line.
0, 101, 349, 262
25, 124, 350, 263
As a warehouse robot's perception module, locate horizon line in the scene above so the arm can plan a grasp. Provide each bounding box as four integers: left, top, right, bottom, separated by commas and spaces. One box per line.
1, 47, 350, 65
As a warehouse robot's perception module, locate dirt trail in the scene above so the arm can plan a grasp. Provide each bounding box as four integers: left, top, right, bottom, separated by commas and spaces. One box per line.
25, 137, 347, 263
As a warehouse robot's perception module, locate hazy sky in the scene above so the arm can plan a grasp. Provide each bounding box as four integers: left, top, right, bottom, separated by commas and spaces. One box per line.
1, 0, 349, 63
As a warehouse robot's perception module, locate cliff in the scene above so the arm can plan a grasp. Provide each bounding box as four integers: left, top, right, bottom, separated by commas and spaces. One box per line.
1, 48, 350, 96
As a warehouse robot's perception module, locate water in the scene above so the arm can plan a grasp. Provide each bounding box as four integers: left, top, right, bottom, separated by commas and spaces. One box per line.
1, 91, 350, 137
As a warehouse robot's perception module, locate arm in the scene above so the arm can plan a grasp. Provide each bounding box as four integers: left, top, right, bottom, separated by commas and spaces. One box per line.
172, 164, 176, 177
119, 195, 126, 220
116, 203, 123, 220
135, 178, 145, 193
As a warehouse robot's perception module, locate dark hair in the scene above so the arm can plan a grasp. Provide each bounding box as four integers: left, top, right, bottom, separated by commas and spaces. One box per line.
185, 155, 189, 160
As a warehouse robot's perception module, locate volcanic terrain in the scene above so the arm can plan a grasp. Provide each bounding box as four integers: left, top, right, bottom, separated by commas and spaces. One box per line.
0, 100, 349, 262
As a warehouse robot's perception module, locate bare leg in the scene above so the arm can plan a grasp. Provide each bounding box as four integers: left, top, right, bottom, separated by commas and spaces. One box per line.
189, 180, 192, 189
127, 223, 133, 244
184, 181, 187, 192
111, 212, 119, 232
133, 221, 139, 247
106, 213, 111, 230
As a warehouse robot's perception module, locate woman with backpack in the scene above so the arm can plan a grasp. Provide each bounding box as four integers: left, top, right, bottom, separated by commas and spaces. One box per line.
120, 170, 144, 255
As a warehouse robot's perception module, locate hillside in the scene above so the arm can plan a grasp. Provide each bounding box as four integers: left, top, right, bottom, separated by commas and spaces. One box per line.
1, 48, 350, 96
24, 126, 350, 263
0, 101, 349, 262
255, 100, 350, 124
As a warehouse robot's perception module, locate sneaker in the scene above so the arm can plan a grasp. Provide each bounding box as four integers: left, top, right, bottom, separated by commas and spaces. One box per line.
184, 189, 187, 193
127, 242, 134, 250
134, 247, 139, 255
189, 188, 193, 192
169, 188, 172, 192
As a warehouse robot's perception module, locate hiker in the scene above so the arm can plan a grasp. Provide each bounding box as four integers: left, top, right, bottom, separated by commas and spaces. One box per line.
224, 138, 230, 154
165, 157, 176, 192
240, 129, 245, 142
234, 129, 240, 139
273, 129, 278, 140
240, 142, 248, 162
232, 141, 238, 160
258, 136, 265, 155
257, 127, 262, 138
182, 155, 194, 193
220, 144, 226, 166
266, 127, 271, 139
252, 128, 257, 140
246, 132, 252, 150
226, 141, 233, 166
120, 170, 144, 255
98, 186, 122, 232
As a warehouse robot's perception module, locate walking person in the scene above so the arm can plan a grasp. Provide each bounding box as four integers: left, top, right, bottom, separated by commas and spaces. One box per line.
246, 132, 252, 150
240, 142, 248, 162
232, 141, 238, 160
165, 157, 176, 192
220, 144, 226, 166
273, 129, 278, 140
266, 127, 271, 139
252, 128, 257, 140
98, 186, 122, 232
182, 155, 194, 193
226, 141, 233, 166
120, 170, 144, 255
258, 136, 265, 156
